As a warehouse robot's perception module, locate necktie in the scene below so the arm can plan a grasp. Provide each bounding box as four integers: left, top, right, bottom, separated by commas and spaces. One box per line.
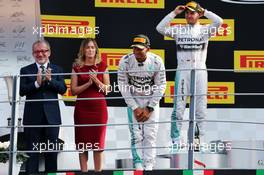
40, 65, 45, 81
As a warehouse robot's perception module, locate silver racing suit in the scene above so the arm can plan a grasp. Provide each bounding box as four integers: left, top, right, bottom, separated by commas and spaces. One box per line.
118, 52, 166, 168
156, 10, 223, 141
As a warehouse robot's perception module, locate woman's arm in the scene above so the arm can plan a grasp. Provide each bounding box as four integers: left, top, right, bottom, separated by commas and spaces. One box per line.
89, 69, 110, 95
70, 69, 93, 96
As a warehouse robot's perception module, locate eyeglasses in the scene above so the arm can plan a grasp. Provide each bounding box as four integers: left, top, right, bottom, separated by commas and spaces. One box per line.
33, 49, 49, 54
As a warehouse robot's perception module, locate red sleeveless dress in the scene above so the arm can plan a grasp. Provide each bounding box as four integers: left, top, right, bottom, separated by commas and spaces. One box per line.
73, 62, 108, 150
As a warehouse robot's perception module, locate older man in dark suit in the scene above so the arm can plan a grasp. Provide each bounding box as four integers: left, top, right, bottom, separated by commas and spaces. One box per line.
20, 40, 67, 174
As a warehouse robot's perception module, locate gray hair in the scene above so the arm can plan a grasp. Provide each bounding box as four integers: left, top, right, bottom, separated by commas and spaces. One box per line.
32, 39, 51, 51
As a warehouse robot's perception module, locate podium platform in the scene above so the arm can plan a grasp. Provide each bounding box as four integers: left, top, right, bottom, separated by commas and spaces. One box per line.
116, 153, 227, 169
116, 140, 264, 169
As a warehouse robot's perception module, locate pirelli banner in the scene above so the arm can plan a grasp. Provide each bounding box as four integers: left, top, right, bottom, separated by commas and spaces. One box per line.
234, 51, 264, 72
95, 0, 164, 8
99, 48, 165, 70
39, 0, 264, 108
164, 81, 235, 104
41, 15, 97, 38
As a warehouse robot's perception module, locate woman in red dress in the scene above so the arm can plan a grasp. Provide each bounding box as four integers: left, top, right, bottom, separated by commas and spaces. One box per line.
71, 38, 109, 172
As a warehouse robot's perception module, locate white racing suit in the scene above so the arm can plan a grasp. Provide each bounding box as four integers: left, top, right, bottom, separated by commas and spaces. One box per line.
118, 52, 166, 168
156, 10, 223, 141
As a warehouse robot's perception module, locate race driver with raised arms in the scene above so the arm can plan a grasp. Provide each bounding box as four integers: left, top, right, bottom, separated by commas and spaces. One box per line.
156, 1, 223, 149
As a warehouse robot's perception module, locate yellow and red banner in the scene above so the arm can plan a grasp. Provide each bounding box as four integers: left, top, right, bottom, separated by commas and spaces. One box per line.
41, 15, 97, 38
234, 51, 264, 72
62, 79, 76, 101
164, 19, 234, 41
164, 81, 235, 104
95, 0, 164, 9
100, 48, 165, 71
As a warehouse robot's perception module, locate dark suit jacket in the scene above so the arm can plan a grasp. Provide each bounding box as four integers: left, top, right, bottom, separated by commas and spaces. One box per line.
20, 63, 67, 125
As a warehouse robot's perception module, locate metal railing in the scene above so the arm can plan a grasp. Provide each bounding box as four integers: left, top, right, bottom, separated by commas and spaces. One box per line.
0, 68, 263, 173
